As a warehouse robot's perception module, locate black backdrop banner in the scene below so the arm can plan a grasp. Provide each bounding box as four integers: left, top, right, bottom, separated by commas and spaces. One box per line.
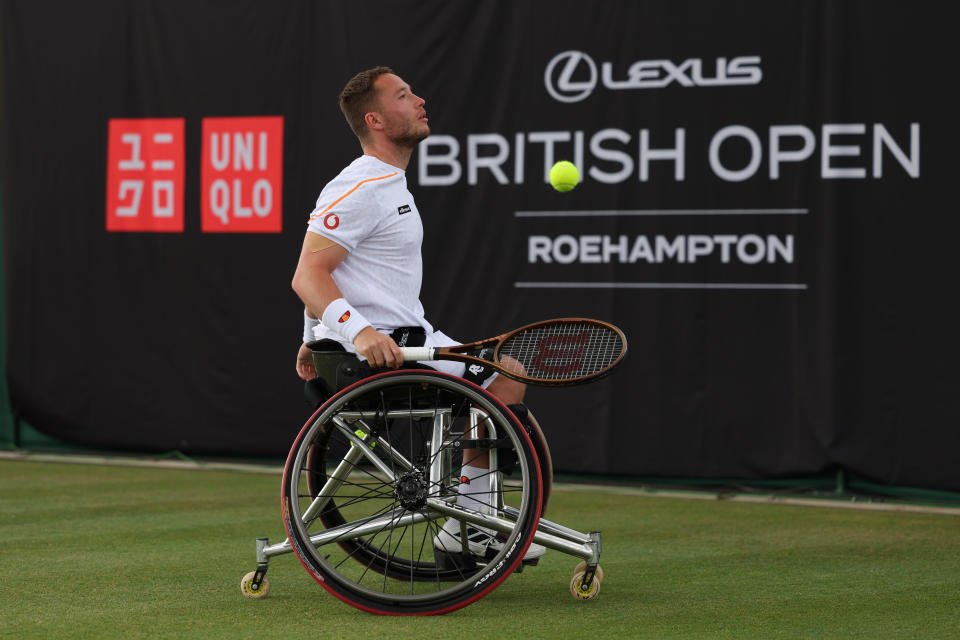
3, 1, 959, 490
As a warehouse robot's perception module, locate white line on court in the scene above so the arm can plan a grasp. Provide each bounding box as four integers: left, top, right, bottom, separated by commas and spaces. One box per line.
3, 450, 957, 516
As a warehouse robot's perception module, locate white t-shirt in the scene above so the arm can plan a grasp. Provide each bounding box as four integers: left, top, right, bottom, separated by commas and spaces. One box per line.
304, 155, 495, 387
307, 155, 434, 344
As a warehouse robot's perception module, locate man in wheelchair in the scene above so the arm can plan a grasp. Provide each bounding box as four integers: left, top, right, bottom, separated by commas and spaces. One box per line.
291, 66, 544, 564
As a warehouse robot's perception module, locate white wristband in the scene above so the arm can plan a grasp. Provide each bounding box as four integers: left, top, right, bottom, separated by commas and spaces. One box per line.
303, 310, 321, 343
321, 298, 372, 344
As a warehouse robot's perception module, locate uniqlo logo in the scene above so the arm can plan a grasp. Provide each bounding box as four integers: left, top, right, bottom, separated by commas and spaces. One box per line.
201, 116, 283, 233
106, 118, 185, 232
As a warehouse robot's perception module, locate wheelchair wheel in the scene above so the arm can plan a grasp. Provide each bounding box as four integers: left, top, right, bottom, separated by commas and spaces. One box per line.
525, 410, 553, 515
282, 370, 542, 615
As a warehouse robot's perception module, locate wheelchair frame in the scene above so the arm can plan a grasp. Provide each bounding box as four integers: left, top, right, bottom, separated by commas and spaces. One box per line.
241, 352, 603, 614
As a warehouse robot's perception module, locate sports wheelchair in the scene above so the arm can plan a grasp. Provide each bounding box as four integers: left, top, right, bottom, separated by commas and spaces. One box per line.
240, 341, 603, 615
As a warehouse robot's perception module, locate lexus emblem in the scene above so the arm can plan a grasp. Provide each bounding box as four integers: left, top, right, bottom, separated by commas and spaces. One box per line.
544, 50, 597, 103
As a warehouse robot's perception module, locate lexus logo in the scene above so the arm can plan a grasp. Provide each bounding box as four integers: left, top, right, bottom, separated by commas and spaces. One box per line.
544, 50, 763, 103
544, 51, 598, 103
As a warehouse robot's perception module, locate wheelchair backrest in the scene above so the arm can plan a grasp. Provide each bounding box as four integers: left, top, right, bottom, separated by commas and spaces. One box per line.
307, 339, 368, 395
303, 339, 438, 408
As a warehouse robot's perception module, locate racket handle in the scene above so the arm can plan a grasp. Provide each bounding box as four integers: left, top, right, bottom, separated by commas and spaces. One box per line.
400, 346, 436, 362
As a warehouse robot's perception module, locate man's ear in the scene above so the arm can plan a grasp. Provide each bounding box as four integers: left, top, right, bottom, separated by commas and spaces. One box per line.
364, 111, 383, 131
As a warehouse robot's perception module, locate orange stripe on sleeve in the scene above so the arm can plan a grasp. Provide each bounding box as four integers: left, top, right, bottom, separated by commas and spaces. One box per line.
309, 173, 398, 221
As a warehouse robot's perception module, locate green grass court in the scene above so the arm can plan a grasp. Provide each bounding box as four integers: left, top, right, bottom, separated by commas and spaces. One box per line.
2, 459, 959, 639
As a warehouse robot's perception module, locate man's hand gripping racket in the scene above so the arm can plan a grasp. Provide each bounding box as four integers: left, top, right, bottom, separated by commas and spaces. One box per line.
401, 318, 627, 386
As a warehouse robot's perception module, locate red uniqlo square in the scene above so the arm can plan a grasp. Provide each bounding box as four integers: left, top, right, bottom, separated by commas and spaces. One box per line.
201, 116, 284, 233
106, 118, 185, 232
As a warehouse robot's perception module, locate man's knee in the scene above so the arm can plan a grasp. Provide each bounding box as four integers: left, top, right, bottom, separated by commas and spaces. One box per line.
487, 374, 525, 405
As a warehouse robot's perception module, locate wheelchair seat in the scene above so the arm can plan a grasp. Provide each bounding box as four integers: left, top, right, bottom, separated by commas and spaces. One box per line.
304, 339, 434, 407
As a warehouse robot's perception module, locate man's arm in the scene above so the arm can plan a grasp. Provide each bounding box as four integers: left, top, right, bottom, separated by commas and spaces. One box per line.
291, 231, 403, 373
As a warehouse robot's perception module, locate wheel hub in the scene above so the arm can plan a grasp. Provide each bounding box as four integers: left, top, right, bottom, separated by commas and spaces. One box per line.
394, 471, 428, 510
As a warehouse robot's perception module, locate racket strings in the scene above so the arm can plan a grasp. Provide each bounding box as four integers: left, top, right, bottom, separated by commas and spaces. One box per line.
498, 322, 624, 381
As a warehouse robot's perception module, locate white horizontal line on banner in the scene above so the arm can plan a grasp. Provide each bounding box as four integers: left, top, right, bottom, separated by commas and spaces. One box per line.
514, 208, 809, 218
515, 282, 809, 290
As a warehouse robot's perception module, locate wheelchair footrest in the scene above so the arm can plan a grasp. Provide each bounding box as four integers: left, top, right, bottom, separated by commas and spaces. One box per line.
433, 548, 478, 572
433, 542, 540, 573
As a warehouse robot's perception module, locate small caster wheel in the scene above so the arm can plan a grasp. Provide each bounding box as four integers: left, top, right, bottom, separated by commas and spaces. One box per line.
569, 564, 603, 601
240, 571, 271, 599
574, 561, 604, 582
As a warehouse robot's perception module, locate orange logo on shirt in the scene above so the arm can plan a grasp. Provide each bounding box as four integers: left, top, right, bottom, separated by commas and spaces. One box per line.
338, 311, 351, 323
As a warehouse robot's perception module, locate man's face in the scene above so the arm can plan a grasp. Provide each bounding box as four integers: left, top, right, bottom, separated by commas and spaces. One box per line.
371, 73, 429, 146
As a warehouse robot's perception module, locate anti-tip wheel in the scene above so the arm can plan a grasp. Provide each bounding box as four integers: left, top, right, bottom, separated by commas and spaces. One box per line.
240, 571, 271, 599
569, 565, 603, 601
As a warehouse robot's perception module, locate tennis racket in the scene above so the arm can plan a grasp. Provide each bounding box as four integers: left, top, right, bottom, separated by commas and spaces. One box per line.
400, 318, 627, 386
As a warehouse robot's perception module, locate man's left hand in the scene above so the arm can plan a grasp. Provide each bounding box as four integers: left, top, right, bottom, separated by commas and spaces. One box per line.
296, 342, 317, 380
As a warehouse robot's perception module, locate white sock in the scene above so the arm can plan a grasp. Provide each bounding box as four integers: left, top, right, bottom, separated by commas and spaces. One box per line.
441, 464, 491, 536
457, 464, 491, 512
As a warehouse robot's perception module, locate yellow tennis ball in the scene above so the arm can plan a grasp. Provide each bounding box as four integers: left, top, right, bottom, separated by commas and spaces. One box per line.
549, 160, 580, 192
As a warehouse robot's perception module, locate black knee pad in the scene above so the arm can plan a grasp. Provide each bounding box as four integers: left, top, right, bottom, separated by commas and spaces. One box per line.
492, 404, 531, 476
506, 403, 531, 431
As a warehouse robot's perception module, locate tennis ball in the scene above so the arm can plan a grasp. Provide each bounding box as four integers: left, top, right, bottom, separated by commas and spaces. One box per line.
549, 160, 579, 192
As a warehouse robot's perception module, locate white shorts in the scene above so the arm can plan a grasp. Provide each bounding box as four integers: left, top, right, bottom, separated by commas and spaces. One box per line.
416, 330, 498, 389
334, 327, 498, 389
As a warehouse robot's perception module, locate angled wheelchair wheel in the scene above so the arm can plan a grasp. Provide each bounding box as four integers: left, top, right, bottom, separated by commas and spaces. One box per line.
282, 370, 542, 615
525, 410, 553, 515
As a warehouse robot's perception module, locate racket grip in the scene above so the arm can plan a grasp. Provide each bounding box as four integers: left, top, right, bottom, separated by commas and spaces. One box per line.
400, 346, 436, 362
